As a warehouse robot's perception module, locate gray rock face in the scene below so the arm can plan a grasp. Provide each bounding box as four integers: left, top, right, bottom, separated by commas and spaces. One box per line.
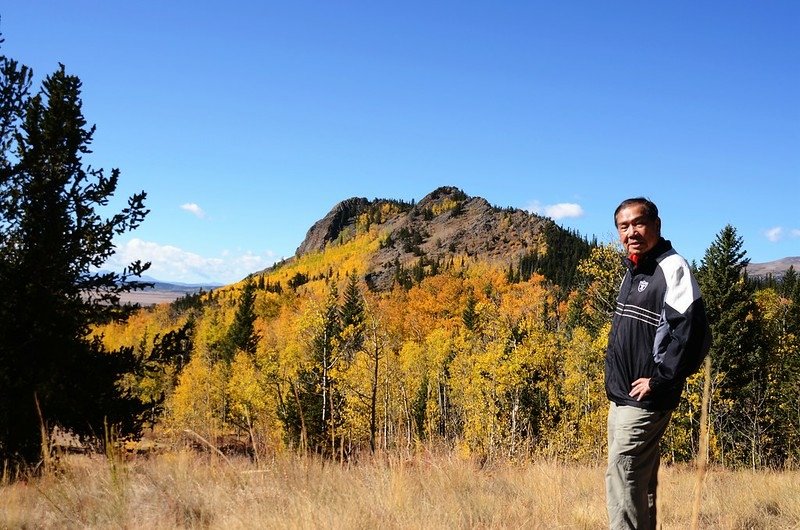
295, 197, 370, 256
291, 187, 554, 290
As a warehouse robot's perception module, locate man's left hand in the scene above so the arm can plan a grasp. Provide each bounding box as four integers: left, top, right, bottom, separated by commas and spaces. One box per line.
629, 378, 651, 401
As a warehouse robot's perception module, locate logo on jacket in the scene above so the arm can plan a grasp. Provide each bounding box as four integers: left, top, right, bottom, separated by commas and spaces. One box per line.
638, 280, 649, 292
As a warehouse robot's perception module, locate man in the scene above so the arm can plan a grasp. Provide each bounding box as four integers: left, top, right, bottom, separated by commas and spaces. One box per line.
605, 197, 711, 529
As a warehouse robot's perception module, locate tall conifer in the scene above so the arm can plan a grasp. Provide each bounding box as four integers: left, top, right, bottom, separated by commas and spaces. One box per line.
0, 56, 150, 463
220, 277, 259, 362
697, 225, 764, 465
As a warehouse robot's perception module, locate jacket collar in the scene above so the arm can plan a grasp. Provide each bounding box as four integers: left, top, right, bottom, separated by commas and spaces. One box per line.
625, 238, 671, 271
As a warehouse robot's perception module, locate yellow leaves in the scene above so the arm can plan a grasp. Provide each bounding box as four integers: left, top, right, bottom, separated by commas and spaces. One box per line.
562, 327, 594, 380
192, 305, 229, 358
593, 322, 612, 350
497, 275, 548, 334
355, 212, 372, 234
448, 339, 498, 451
95, 303, 176, 351
558, 326, 607, 461
576, 243, 623, 280
397, 329, 455, 431
267, 233, 380, 292
255, 291, 282, 319
424, 328, 456, 372
754, 287, 791, 325
113, 221, 782, 464
576, 243, 625, 323
397, 340, 426, 389
227, 351, 268, 421
281, 296, 325, 376
168, 355, 226, 437
430, 198, 459, 216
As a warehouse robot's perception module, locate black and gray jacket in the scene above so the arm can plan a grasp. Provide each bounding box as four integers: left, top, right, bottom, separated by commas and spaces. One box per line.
605, 238, 712, 411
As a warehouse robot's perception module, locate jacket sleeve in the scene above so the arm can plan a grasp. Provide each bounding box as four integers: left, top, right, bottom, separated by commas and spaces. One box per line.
649, 259, 712, 394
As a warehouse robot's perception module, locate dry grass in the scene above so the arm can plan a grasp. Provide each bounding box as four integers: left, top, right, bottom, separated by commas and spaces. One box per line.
1, 449, 798, 529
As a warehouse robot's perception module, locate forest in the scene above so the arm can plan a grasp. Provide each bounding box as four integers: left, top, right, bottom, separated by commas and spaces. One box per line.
95, 223, 800, 470
1, 36, 799, 474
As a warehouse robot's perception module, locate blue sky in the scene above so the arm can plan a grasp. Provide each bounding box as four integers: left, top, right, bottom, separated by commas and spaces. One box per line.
2, 2, 798, 284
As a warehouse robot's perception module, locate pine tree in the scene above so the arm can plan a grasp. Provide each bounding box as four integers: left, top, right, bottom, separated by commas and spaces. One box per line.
696, 225, 763, 466
340, 272, 365, 356
780, 266, 800, 336
697, 226, 753, 385
219, 277, 259, 363
462, 290, 478, 332
0, 58, 150, 463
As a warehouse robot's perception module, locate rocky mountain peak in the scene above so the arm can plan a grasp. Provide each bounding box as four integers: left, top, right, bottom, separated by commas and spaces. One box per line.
291, 186, 569, 290
417, 186, 468, 209
295, 196, 370, 256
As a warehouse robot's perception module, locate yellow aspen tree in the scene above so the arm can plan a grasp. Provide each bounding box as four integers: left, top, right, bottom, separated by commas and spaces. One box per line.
227, 350, 270, 461
168, 353, 227, 440
573, 243, 625, 331
559, 325, 607, 461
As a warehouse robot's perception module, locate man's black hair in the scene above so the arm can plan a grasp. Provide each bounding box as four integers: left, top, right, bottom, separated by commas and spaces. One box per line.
614, 197, 659, 226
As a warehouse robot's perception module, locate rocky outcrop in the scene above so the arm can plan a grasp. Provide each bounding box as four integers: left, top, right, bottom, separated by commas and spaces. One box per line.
295, 197, 370, 256
290, 186, 560, 290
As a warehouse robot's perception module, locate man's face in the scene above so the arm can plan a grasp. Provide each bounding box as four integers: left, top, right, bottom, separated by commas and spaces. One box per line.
615, 204, 661, 256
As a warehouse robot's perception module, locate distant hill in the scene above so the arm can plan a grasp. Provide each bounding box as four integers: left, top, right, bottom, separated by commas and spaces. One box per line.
119, 277, 222, 306
137, 275, 223, 291
260, 186, 593, 291
746, 257, 800, 279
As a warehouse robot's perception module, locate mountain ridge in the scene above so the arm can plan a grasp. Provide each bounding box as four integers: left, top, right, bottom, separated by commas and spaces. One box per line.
264, 186, 591, 291
118, 276, 220, 306
257, 186, 797, 292
746, 256, 800, 279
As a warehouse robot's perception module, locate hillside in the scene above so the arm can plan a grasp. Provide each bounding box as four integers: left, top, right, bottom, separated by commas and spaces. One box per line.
92, 185, 800, 470
118, 278, 221, 306
264, 186, 592, 291
746, 256, 800, 279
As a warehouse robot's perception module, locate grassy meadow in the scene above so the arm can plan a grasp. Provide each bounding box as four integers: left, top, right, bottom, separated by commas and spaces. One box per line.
2, 444, 798, 529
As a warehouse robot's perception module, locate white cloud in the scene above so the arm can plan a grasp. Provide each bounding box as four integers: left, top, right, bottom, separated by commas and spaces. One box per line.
792, 229, 800, 238
526, 201, 584, 220
180, 203, 206, 219
107, 238, 277, 284
764, 227, 783, 243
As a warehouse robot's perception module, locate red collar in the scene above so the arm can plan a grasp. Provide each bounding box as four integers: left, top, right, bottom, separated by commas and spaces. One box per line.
629, 254, 640, 267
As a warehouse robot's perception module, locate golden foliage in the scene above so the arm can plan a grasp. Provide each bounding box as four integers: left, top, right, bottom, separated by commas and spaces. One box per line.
101, 233, 800, 469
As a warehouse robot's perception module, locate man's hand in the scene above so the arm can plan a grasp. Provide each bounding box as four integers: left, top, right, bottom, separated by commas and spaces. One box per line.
629, 378, 651, 401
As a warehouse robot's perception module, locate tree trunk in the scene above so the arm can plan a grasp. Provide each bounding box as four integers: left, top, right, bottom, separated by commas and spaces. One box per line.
369, 338, 379, 452
291, 381, 307, 452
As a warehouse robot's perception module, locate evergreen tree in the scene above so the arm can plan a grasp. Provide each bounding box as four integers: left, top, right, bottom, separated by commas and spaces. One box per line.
462, 290, 478, 332
219, 277, 259, 362
780, 266, 800, 336
697, 226, 753, 385
781, 266, 797, 296
0, 57, 150, 463
696, 225, 764, 466
340, 272, 365, 355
